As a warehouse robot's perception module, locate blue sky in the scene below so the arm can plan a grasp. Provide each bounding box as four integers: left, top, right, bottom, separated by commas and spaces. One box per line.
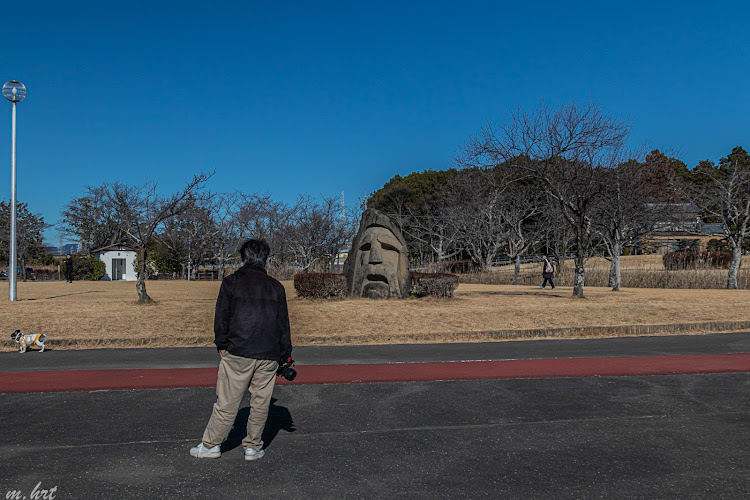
1, 1, 748, 245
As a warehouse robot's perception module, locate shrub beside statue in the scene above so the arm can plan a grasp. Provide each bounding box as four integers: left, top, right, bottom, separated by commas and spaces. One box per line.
410, 272, 459, 298
293, 273, 347, 298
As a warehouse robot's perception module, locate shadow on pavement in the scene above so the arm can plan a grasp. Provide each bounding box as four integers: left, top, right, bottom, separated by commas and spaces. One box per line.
222, 398, 295, 452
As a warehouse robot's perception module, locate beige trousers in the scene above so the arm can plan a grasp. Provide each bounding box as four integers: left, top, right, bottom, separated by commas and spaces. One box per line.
201, 353, 278, 451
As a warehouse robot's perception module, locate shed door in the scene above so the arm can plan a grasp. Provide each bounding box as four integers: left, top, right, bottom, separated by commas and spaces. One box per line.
112, 259, 126, 281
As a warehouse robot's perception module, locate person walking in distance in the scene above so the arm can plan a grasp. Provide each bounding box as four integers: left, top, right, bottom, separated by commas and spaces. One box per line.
191, 239, 293, 462
540, 254, 556, 290
64, 254, 73, 284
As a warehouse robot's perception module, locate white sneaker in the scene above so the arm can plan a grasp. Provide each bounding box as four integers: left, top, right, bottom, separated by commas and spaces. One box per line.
244, 448, 265, 461
190, 443, 221, 459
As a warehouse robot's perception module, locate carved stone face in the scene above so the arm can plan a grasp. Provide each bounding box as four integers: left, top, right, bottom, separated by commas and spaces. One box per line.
344, 209, 410, 299
352, 226, 404, 298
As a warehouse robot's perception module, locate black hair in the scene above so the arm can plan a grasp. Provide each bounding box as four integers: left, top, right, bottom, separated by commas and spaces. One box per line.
240, 239, 270, 268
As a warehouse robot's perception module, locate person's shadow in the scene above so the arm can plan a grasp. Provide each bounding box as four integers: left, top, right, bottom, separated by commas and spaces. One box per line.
221, 397, 295, 453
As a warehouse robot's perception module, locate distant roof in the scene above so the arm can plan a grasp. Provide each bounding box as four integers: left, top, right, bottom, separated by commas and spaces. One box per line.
644, 202, 701, 214
651, 232, 706, 238
92, 243, 135, 253
701, 223, 724, 235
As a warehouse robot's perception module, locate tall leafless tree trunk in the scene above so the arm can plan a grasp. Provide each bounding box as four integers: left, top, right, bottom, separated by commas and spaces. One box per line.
607, 241, 622, 290
593, 161, 653, 292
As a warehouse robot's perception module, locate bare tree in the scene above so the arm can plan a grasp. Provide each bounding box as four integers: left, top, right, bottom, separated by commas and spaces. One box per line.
104, 173, 211, 302
208, 191, 244, 279
445, 168, 508, 271
460, 101, 630, 297
682, 146, 750, 289
539, 208, 575, 274
236, 193, 292, 267
61, 185, 125, 252
498, 180, 545, 284
593, 160, 654, 291
161, 196, 216, 280
286, 195, 355, 271
398, 207, 464, 272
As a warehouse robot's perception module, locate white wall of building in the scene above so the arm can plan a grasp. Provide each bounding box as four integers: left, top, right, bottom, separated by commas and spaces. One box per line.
95, 248, 138, 281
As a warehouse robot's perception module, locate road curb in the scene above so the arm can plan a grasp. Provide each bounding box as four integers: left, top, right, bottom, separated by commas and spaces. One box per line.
5, 320, 748, 349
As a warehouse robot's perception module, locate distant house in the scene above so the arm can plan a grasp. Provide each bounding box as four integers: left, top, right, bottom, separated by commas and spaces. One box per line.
642, 203, 725, 253
93, 244, 138, 281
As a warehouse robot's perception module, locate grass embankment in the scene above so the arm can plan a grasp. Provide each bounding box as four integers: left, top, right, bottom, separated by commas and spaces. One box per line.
2, 276, 750, 350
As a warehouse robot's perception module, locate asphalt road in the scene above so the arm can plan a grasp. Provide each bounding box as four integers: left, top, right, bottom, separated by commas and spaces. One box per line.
1, 374, 749, 498
1, 334, 749, 498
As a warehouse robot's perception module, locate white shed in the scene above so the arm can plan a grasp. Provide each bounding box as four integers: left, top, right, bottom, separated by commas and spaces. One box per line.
93, 244, 138, 281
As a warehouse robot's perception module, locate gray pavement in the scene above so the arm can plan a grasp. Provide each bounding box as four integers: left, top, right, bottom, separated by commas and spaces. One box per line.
2, 331, 750, 372
1, 373, 749, 498
1, 333, 749, 498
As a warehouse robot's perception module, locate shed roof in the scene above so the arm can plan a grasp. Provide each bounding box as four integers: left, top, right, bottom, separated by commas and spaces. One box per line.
92, 243, 135, 253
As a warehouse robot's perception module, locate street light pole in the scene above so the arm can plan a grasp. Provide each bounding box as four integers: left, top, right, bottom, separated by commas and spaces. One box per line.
9, 100, 17, 301
3, 81, 27, 302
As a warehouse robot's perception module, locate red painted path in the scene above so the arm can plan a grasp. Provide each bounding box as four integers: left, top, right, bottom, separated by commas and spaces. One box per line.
2, 353, 749, 394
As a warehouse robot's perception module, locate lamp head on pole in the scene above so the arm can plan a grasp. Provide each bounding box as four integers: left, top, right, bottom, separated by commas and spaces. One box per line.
2, 81, 26, 103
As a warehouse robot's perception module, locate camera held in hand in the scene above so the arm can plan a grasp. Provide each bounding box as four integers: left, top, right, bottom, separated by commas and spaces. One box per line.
277, 357, 297, 381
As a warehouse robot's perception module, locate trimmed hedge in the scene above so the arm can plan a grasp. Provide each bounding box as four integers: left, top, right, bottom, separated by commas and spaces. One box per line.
663, 251, 732, 270
62, 255, 106, 281
294, 273, 347, 298
410, 272, 459, 298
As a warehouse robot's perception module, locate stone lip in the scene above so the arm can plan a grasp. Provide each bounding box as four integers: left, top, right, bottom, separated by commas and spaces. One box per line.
361, 280, 390, 299
5, 322, 750, 352
343, 208, 411, 298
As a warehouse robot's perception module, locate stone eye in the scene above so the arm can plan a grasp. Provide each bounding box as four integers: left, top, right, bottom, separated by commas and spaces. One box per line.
360, 243, 371, 251
381, 243, 398, 252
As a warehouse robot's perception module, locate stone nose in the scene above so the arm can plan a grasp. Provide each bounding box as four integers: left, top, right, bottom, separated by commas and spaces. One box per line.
368, 243, 383, 264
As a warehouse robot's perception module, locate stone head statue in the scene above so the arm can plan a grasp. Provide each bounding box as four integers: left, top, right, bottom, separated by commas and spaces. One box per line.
343, 208, 410, 299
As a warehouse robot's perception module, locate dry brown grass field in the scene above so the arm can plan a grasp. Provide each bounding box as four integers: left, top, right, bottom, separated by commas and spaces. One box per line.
466, 255, 750, 289
2, 272, 750, 350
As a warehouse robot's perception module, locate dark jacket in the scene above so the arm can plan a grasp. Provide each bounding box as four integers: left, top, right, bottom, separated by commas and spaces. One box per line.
214, 263, 292, 361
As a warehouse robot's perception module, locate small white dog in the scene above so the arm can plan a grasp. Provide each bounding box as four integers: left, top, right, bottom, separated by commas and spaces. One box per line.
10, 330, 46, 353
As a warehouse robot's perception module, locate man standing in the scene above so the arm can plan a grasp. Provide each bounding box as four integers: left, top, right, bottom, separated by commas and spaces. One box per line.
191, 239, 293, 461
64, 254, 73, 284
